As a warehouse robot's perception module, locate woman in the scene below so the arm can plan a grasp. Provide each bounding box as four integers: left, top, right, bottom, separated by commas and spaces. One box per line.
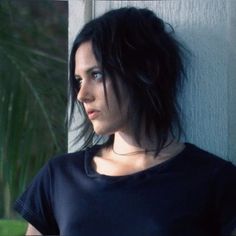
14, 7, 236, 236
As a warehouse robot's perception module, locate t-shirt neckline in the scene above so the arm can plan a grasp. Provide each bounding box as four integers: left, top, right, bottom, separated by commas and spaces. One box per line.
84, 143, 192, 182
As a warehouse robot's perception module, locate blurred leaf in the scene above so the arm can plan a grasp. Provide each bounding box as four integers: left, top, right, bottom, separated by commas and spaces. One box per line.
0, 0, 68, 218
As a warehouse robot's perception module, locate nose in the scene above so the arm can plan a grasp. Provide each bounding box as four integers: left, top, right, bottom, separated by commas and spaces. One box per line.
77, 81, 94, 103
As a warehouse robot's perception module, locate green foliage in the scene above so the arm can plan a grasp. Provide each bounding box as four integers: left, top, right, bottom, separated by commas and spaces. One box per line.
0, 0, 68, 218
0, 219, 27, 236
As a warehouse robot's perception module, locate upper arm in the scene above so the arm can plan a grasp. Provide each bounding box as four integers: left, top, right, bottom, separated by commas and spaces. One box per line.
26, 224, 42, 236
14, 161, 59, 234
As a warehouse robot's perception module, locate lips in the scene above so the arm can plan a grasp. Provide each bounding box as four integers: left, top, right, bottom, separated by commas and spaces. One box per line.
86, 109, 100, 120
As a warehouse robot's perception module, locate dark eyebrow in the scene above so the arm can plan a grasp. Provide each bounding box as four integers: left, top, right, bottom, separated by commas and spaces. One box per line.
74, 66, 100, 80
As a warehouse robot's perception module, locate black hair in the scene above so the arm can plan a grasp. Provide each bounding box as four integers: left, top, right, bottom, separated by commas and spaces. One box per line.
68, 7, 188, 153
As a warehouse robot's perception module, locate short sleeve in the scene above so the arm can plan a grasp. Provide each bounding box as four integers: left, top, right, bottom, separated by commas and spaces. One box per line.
14, 161, 59, 235
213, 162, 236, 236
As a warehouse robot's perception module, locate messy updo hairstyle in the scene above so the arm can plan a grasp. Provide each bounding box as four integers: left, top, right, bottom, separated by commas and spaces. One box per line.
69, 7, 187, 153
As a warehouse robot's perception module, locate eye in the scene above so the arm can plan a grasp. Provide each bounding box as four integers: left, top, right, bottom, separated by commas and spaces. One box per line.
91, 71, 103, 81
74, 76, 82, 90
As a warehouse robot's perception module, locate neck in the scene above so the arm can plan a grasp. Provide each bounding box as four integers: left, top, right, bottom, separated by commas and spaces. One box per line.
113, 132, 147, 153
112, 131, 157, 154
110, 131, 184, 160
95, 132, 185, 176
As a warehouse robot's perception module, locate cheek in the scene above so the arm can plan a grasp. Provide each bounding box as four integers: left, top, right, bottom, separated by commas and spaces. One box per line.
109, 98, 129, 127
91, 105, 129, 135
104, 79, 130, 120
106, 83, 129, 109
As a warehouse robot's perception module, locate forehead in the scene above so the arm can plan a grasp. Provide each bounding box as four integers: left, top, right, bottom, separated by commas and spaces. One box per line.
74, 41, 98, 74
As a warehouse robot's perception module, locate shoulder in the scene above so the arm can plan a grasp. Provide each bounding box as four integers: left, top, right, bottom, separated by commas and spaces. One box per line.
182, 143, 236, 235
17, 145, 101, 196
183, 142, 236, 172
172, 142, 236, 185
44, 145, 101, 175
49, 145, 99, 165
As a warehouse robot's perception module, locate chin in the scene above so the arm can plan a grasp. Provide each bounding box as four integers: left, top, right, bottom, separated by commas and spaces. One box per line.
92, 119, 126, 136
92, 124, 116, 136
93, 126, 108, 135
93, 129, 112, 136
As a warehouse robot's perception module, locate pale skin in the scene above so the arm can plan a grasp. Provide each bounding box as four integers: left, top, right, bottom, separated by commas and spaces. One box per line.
26, 225, 41, 235
25, 41, 236, 235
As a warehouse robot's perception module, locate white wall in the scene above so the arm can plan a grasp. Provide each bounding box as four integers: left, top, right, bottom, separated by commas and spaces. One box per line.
68, 0, 236, 163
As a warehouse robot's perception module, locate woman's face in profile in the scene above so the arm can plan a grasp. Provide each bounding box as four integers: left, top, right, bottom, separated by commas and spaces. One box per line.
74, 41, 129, 135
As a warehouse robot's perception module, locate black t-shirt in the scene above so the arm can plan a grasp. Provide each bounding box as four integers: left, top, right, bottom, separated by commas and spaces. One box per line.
14, 143, 236, 236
